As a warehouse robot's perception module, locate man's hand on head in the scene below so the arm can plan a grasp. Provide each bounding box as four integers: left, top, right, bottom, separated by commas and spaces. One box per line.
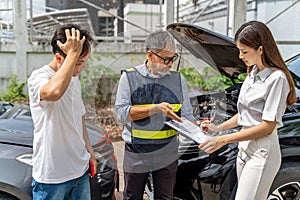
56, 28, 86, 56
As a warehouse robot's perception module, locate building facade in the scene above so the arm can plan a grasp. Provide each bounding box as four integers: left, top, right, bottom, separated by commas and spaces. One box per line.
178, 0, 300, 58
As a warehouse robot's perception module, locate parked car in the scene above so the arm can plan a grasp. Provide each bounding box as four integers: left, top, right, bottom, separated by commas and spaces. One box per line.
165, 22, 300, 200
0, 102, 118, 200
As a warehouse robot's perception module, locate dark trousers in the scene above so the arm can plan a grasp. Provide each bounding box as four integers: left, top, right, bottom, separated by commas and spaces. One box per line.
123, 160, 178, 200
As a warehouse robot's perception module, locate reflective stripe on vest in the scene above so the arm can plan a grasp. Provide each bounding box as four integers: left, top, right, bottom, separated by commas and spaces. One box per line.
134, 104, 182, 112
132, 129, 177, 139
125, 66, 183, 142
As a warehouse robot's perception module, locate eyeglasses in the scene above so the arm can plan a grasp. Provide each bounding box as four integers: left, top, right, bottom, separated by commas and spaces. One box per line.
151, 51, 178, 65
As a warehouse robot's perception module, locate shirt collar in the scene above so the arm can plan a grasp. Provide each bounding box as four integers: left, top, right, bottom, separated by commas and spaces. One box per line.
249, 65, 273, 82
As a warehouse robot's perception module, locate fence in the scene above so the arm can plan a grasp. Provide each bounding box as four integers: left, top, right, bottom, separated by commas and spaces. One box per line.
0, 0, 172, 44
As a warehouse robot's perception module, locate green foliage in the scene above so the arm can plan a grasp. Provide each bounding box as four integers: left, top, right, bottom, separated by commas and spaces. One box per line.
79, 53, 118, 103
205, 76, 227, 91
179, 66, 247, 92
202, 66, 233, 91
179, 67, 206, 90
0, 75, 28, 103
236, 73, 247, 83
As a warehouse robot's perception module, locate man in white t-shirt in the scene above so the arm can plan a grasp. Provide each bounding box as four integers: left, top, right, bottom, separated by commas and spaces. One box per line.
28, 24, 97, 200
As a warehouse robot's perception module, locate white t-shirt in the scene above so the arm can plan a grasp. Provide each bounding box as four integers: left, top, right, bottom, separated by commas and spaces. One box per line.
28, 65, 90, 184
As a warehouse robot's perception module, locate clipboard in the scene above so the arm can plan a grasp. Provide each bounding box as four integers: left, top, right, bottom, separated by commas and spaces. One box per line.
165, 118, 212, 144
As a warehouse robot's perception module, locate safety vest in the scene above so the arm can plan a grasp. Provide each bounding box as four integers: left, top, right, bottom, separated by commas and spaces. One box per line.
124, 66, 183, 146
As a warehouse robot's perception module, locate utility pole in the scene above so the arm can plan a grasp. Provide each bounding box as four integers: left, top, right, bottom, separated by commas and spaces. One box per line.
165, 0, 174, 27
227, 0, 247, 37
177, 0, 179, 22
117, 0, 124, 36
13, 0, 28, 82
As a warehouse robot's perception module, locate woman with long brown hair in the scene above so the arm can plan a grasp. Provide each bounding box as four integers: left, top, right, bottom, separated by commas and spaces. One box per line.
199, 21, 297, 199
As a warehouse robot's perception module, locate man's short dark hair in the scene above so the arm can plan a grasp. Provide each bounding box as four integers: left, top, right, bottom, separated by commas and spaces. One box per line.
51, 24, 93, 57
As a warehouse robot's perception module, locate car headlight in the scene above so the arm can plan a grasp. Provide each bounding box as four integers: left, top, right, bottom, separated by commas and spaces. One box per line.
16, 153, 33, 167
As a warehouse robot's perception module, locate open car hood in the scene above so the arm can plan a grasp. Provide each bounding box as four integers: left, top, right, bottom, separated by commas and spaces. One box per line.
167, 23, 247, 80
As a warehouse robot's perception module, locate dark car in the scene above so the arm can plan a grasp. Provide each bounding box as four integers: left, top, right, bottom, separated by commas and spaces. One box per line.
166, 23, 300, 200
0, 102, 118, 200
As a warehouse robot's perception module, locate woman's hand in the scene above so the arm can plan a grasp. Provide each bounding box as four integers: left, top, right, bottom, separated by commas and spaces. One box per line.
200, 120, 221, 134
198, 136, 225, 154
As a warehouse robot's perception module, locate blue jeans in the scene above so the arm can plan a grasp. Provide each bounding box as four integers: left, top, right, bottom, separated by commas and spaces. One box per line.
32, 172, 91, 200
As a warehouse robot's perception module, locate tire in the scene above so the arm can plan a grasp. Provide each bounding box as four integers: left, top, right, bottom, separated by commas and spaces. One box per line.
267, 162, 300, 200
0, 192, 19, 200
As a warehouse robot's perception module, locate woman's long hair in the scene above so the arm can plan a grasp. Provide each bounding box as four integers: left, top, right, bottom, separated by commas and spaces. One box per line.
234, 21, 297, 106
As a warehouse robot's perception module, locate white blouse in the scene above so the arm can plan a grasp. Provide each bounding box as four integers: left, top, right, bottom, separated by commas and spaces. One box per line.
237, 65, 290, 128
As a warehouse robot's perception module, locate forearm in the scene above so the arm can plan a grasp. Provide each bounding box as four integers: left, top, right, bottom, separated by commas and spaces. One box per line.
41, 53, 80, 101
128, 105, 159, 121
220, 120, 276, 145
52, 53, 79, 89
217, 114, 239, 131
199, 120, 277, 154
129, 102, 182, 122
82, 118, 95, 158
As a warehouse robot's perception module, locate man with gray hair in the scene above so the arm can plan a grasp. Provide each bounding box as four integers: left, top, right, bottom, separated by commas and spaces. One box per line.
115, 30, 195, 199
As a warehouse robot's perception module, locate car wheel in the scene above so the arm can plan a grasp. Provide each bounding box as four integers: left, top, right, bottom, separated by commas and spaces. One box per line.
267, 162, 300, 200
0, 192, 19, 200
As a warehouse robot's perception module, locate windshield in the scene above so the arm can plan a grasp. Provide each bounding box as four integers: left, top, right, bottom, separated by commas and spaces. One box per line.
286, 54, 300, 98
287, 54, 300, 76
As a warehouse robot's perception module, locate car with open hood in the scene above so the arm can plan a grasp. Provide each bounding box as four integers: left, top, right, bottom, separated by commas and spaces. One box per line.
165, 22, 300, 200
0, 102, 118, 200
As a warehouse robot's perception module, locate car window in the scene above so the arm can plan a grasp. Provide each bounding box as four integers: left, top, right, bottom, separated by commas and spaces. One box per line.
286, 54, 300, 98
0, 104, 5, 116
287, 55, 300, 77
0, 102, 14, 116
13, 108, 32, 121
